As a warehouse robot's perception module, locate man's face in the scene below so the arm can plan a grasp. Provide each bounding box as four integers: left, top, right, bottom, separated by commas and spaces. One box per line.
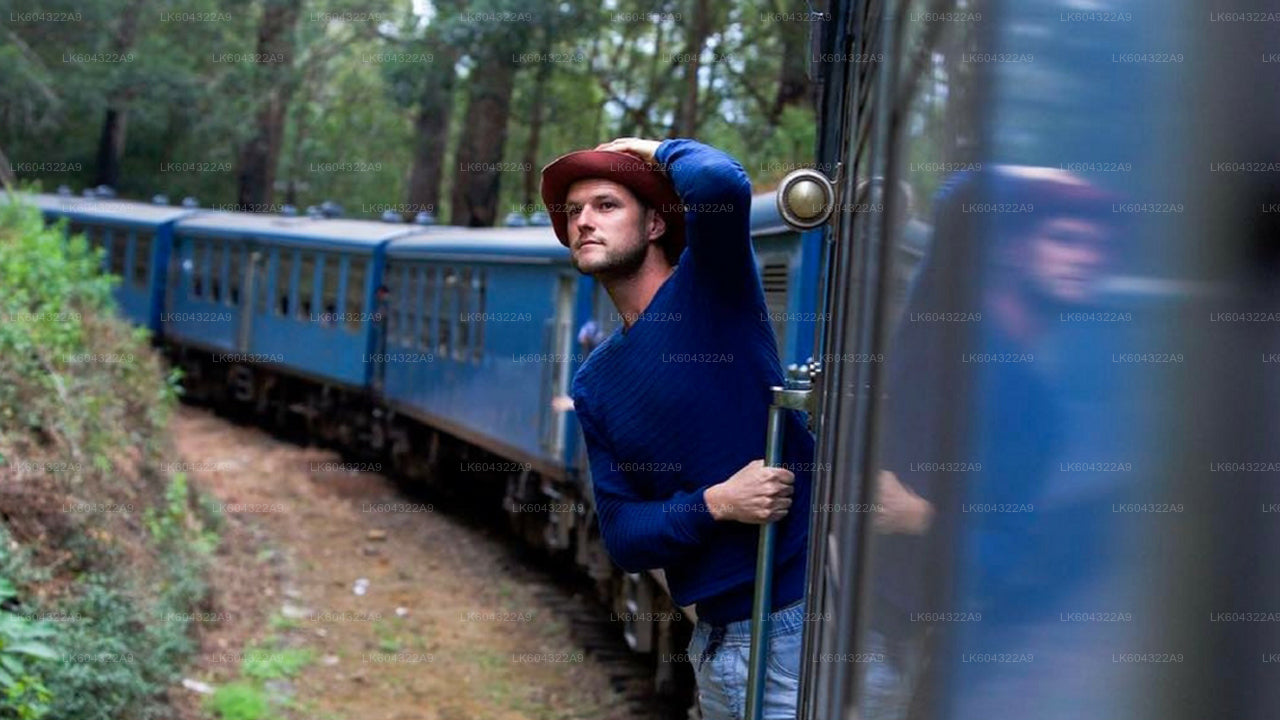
564, 178, 663, 277
1027, 217, 1110, 304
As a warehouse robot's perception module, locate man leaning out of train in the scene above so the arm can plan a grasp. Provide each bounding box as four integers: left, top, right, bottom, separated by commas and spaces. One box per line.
541, 137, 814, 719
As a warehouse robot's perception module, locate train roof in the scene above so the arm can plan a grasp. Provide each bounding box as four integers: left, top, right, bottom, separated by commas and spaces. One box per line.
386, 225, 570, 263
18, 188, 795, 252
23, 193, 196, 225
175, 212, 419, 248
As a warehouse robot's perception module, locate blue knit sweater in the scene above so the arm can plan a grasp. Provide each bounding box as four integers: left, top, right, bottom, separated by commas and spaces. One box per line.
570, 139, 814, 625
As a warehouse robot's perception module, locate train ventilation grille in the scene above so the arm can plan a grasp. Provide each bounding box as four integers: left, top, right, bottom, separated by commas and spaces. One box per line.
761, 261, 790, 353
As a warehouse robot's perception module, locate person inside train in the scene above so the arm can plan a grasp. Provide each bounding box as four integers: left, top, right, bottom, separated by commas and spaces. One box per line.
863, 167, 1117, 720
541, 137, 813, 719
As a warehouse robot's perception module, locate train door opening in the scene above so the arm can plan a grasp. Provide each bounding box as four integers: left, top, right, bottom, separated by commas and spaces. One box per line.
545, 274, 575, 457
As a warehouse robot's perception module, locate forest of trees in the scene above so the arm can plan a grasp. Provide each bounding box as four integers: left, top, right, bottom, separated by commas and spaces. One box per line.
1, 0, 822, 223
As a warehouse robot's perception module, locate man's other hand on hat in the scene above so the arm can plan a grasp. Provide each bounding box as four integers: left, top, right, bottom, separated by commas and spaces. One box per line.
594, 138, 661, 165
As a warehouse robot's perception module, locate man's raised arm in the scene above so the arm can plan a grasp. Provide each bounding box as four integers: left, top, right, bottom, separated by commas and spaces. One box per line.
594, 137, 756, 287
654, 139, 754, 269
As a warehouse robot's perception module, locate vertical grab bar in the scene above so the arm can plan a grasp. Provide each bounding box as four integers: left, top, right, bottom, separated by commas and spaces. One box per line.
746, 363, 819, 720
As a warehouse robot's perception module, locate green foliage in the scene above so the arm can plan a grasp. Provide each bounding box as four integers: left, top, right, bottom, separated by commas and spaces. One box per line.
202, 638, 311, 720
240, 644, 312, 681
25, 562, 206, 720
2, 0, 818, 221
205, 682, 271, 720
0, 194, 215, 720
0, 194, 174, 467
0, 578, 56, 720
143, 472, 219, 554
0, 523, 204, 720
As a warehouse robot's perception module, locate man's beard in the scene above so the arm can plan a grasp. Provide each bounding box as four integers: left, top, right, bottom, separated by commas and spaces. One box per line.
572, 236, 649, 280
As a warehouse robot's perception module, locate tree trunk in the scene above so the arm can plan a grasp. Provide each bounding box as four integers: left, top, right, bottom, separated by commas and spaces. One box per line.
0, 145, 16, 192
91, 0, 144, 188
520, 25, 554, 209
673, 0, 710, 136
450, 55, 517, 227
406, 47, 458, 220
93, 108, 127, 188
769, 11, 811, 129
235, 0, 302, 211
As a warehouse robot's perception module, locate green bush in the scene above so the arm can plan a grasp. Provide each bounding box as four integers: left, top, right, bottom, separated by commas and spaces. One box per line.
0, 522, 210, 720
0, 577, 57, 720
0, 192, 216, 719
0, 192, 179, 472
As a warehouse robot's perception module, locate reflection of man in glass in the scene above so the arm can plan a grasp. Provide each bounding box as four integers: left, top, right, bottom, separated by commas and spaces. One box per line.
863, 168, 1115, 720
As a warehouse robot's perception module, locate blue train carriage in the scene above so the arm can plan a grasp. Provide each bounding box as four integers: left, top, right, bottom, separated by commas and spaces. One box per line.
164, 212, 416, 443
377, 225, 588, 494
746, 190, 827, 367
24, 192, 194, 335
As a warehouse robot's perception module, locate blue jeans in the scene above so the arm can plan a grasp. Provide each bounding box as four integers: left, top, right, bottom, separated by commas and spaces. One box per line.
860, 627, 928, 720
685, 599, 805, 720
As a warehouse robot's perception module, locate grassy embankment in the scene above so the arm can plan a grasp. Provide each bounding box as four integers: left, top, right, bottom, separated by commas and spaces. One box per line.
0, 192, 221, 720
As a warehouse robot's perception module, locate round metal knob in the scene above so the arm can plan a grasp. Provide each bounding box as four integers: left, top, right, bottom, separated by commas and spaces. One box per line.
776, 168, 836, 230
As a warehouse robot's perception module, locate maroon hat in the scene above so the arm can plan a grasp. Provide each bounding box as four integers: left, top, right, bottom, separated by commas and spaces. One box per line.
540, 149, 685, 256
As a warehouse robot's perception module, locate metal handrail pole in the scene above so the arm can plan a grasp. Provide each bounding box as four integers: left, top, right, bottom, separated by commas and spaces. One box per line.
745, 389, 790, 720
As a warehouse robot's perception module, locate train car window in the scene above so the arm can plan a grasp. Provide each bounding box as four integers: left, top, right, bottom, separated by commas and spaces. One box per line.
166, 235, 179, 297
278, 250, 296, 316
391, 264, 405, 346
107, 228, 127, 278
121, 230, 136, 281
86, 226, 106, 270
176, 236, 189, 299
296, 252, 316, 321
98, 228, 110, 271
132, 232, 152, 288
320, 254, 340, 327
384, 263, 400, 343
210, 240, 224, 303
68, 222, 85, 249
455, 267, 471, 361
257, 248, 274, 315
438, 267, 455, 357
227, 243, 242, 307
419, 265, 435, 351
398, 264, 411, 346
168, 236, 183, 301
403, 265, 419, 349
191, 239, 206, 299
472, 270, 486, 363
93, 226, 107, 270
346, 257, 366, 332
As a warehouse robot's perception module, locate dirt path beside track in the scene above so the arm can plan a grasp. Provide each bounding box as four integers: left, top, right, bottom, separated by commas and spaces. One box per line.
170, 405, 631, 720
